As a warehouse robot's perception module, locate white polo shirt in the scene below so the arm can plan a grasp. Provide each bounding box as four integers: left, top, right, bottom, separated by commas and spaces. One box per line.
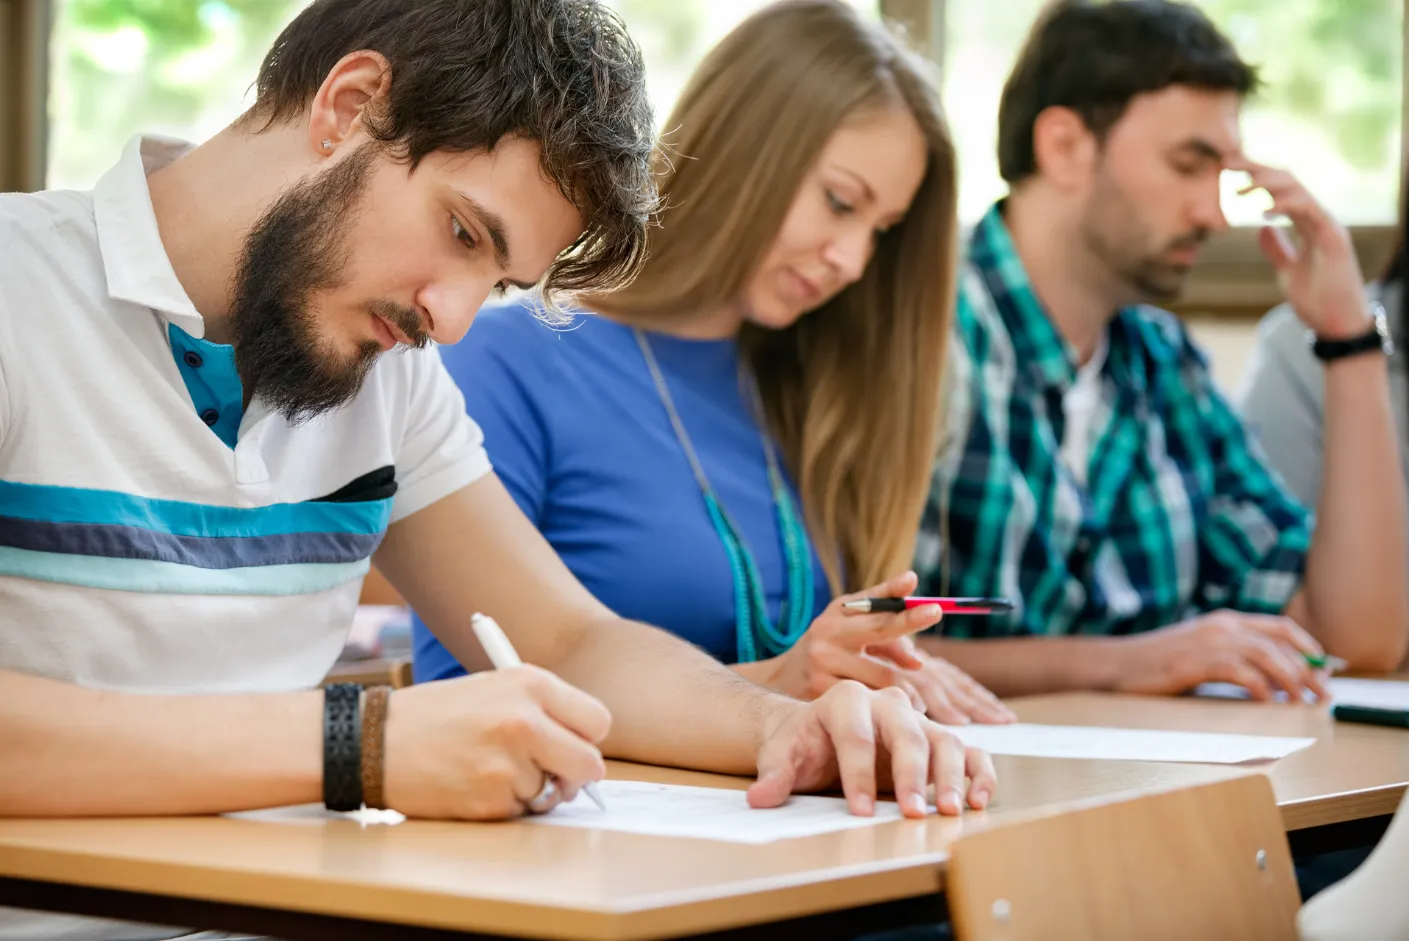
0, 135, 490, 695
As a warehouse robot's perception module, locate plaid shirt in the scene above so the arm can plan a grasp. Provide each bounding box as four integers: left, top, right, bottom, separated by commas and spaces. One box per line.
916, 204, 1312, 638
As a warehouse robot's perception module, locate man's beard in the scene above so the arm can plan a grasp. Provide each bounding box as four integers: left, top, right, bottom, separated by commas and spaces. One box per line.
1079, 171, 1210, 303
228, 143, 428, 425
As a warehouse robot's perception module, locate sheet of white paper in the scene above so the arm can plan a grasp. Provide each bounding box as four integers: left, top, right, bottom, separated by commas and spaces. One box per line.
1328, 678, 1409, 711
520, 780, 908, 843
942, 722, 1315, 764
1192, 682, 1317, 703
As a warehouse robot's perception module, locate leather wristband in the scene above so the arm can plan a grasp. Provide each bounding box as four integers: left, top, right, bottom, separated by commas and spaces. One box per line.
360, 686, 392, 811
322, 683, 363, 812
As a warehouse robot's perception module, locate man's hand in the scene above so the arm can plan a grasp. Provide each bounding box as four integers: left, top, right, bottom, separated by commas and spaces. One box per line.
1231, 157, 1371, 340
746, 681, 998, 819
1113, 610, 1329, 702
759, 570, 1014, 725
382, 666, 612, 819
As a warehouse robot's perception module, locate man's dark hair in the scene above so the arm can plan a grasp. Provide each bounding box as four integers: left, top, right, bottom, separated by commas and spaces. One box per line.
244, 0, 657, 301
997, 0, 1259, 184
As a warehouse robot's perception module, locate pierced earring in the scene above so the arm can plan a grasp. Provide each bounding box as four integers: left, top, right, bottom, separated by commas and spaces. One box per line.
321, 139, 333, 151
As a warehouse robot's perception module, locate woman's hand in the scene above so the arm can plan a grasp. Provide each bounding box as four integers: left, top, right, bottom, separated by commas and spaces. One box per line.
749, 571, 1015, 725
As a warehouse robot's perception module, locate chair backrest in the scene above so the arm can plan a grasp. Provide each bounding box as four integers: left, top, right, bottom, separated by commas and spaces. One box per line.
947, 774, 1300, 941
389, 657, 414, 689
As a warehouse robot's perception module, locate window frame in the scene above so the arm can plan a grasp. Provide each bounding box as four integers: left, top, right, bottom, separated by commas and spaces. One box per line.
0, 0, 48, 193
881, 0, 1405, 319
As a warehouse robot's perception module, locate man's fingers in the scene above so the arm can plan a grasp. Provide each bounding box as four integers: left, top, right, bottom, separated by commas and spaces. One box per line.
874, 689, 931, 818
1208, 658, 1274, 702
1239, 637, 1310, 702
526, 668, 613, 745
963, 745, 998, 810
817, 681, 879, 816
1240, 614, 1324, 656
748, 738, 801, 810
925, 725, 969, 816
1259, 225, 1297, 270
524, 714, 608, 796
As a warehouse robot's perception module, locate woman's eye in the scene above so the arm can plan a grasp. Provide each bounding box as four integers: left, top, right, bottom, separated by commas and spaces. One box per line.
825, 189, 854, 215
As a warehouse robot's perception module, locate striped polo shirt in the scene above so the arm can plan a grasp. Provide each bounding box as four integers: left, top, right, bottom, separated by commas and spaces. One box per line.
0, 135, 490, 696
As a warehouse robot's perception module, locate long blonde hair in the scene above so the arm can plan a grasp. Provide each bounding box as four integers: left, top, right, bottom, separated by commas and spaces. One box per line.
589, 0, 958, 594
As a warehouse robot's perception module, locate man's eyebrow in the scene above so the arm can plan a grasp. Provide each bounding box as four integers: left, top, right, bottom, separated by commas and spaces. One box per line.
1172, 138, 1227, 162
454, 189, 512, 269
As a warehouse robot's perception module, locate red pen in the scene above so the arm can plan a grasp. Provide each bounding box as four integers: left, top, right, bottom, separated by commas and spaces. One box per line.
841, 596, 1015, 615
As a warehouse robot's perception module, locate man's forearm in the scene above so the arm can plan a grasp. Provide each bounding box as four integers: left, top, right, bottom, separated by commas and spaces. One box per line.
917, 634, 1127, 697
553, 618, 803, 776
1303, 353, 1409, 669
0, 669, 321, 816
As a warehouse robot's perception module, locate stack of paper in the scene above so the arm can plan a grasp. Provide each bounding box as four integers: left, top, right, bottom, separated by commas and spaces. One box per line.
1328, 678, 1409, 711
941, 722, 1315, 763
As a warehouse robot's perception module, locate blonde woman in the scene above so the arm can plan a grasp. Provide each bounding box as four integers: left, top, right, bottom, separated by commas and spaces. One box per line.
412, 0, 1013, 725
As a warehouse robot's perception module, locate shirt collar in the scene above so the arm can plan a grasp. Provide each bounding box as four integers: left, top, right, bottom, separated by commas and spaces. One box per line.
92, 135, 208, 337
968, 201, 1080, 391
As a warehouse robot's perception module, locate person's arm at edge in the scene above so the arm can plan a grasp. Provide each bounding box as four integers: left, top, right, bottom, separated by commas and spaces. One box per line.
1235, 302, 1407, 667
1241, 294, 1407, 669
375, 474, 802, 776
1284, 337, 1408, 670
0, 671, 322, 816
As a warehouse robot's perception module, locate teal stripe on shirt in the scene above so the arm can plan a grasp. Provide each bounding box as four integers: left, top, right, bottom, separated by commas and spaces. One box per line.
0, 480, 391, 537
0, 545, 371, 595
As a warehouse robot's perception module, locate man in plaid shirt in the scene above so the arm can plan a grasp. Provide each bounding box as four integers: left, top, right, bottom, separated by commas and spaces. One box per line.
916, 0, 1408, 697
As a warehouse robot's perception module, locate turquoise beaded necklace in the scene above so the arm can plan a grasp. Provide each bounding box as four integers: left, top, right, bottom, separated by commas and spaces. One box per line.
634, 328, 816, 664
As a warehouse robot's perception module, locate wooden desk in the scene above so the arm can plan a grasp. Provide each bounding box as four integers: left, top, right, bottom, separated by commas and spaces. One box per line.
1008, 692, 1409, 831
2, 693, 1406, 940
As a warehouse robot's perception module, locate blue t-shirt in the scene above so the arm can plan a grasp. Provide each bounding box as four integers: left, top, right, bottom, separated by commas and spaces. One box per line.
411, 300, 832, 681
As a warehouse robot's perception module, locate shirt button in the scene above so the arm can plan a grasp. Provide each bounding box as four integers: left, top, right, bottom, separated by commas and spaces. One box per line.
183, 350, 204, 369
200, 408, 220, 426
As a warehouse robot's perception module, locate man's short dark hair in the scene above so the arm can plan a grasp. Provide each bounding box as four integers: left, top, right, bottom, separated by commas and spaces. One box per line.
997, 0, 1259, 185
245, 0, 657, 301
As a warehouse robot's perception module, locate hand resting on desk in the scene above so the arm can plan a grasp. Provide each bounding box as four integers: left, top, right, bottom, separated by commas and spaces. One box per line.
1111, 610, 1329, 702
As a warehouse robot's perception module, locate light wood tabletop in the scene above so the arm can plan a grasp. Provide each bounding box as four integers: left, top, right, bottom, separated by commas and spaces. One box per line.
2, 691, 1406, 940
1006, 692, 1409, 831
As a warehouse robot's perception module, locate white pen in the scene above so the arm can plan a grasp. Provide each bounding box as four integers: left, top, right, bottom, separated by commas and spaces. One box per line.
470, 612, 607, 811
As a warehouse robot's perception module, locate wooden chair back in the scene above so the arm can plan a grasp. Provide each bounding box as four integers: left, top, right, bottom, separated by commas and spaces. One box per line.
947, 774, 1300, 941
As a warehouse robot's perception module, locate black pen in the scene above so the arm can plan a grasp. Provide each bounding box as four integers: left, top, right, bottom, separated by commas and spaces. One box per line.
1331, 704, 1409, 729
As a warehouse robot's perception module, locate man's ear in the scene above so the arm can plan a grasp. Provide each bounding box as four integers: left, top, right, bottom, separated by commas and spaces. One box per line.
306, 50, 393, 157
1031, 105, 1099, 193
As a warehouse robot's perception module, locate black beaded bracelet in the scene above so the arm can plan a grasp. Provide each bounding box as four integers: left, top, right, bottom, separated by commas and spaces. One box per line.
323, 683, 364, 812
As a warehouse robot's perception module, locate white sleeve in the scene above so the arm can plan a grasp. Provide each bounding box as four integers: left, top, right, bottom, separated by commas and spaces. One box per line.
389, 345, 492, 523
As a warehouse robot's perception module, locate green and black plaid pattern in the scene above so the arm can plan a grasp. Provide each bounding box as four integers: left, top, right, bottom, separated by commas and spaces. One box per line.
916, 204, 1311, 638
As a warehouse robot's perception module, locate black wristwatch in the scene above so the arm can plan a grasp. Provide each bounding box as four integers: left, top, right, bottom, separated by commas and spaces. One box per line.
1308, 301, 1395, 362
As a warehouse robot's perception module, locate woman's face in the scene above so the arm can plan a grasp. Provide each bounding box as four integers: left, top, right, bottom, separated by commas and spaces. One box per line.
742, 106, 928, 330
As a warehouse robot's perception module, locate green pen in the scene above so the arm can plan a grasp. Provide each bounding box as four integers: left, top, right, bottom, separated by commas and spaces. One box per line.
1304, 653, 1349, 673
